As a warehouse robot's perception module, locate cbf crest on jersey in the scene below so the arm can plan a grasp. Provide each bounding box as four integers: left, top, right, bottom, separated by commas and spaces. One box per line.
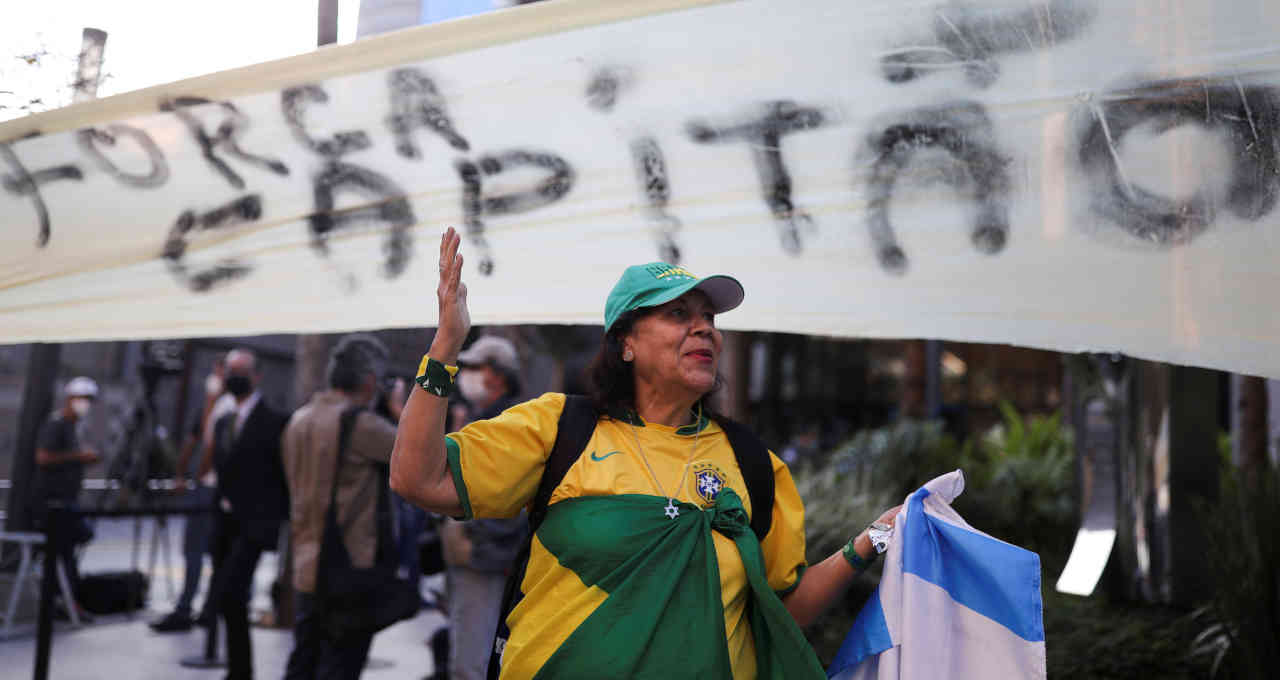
692, 462, 728, 505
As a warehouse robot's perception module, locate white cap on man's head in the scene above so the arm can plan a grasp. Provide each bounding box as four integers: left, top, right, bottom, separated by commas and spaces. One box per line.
65, 376, 99, 399
457, 336, 519, 375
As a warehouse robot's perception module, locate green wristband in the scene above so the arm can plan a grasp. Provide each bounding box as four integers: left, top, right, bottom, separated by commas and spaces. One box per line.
842, 537, 877, 572
415, 356, 457, 398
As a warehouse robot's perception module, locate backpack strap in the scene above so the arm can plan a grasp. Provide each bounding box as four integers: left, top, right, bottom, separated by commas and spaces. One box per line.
529, 395, 599, 533
328, 406, 364, 510
317, 405, 365, 599
715, 416, 775, 541
330, 406, 398, 564
488, 394, 598, 680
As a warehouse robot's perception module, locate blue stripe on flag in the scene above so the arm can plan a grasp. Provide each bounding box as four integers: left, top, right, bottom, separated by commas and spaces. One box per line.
826, 587, 893, 677
901, 488, 1045, 642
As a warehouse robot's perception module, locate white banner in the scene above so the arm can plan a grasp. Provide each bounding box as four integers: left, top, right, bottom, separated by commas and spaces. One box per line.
2, 0, 1279, 378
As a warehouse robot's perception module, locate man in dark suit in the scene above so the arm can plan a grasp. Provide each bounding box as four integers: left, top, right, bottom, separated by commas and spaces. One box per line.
208, 348, 289, 680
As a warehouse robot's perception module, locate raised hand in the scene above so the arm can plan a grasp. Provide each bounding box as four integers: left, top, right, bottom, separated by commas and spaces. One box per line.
434, 227, 471, 362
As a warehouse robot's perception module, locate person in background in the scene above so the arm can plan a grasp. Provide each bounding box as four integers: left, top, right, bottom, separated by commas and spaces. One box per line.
454, 336, 523, 421
381, 375, 430, 608
202, 355, 239, 458
421, 399, 467, 680
32, 376, 101, 620
151, 356, 228, 632
282, 334, 406, 680
436, 335, 530, 680
208, 349, 289, 680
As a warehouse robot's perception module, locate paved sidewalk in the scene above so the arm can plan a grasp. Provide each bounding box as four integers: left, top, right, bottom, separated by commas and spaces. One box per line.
1, 516, 445, 680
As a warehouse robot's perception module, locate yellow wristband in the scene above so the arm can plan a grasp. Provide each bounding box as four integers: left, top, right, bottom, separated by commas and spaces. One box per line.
416, 355, 460, 398
417, 354, 459, 379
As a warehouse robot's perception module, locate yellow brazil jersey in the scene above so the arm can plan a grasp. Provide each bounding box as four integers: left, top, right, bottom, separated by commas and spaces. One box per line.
443, 392, 808, 680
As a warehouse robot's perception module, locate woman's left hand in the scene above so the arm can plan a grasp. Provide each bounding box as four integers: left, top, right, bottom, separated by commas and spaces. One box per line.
782, 502, 905, 627
853, 504, 903, 557
873, 504, 903, 528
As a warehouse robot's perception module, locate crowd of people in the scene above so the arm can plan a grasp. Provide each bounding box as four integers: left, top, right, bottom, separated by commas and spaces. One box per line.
34, 330, 535, 680
30, 228, 899, 679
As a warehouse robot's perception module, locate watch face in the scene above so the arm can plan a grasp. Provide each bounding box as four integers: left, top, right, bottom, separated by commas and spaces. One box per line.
868, 523, 894, 554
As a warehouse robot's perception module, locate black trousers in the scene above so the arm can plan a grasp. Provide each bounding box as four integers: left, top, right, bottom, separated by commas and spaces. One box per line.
175, 486, 215, 615
283, 591, 374, 680
209, 513, 264, 680
34, 505, 89, 601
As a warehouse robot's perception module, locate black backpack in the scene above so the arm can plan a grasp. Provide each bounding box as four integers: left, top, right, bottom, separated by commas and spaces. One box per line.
313, 407, 419, 639
486, 395, 776, 679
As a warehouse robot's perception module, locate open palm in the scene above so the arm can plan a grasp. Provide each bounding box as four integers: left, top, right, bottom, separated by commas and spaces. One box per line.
436, 227, 471, 356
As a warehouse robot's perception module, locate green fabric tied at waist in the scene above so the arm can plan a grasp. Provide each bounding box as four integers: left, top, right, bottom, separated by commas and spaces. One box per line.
532, 488, 825, 680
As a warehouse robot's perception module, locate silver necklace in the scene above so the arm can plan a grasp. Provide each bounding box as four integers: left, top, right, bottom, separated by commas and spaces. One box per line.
627, 406, 702, 519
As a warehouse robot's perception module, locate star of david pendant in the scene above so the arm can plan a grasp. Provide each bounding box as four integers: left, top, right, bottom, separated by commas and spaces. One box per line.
664, 499, 680, 519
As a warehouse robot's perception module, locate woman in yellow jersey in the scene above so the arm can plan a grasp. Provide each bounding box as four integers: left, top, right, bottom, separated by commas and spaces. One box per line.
392, 228, 899, 680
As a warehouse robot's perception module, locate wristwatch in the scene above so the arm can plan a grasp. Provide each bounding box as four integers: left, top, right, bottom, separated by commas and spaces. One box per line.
867, 521, 894, 554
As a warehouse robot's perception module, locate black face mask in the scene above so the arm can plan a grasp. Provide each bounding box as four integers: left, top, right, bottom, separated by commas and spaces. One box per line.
225, 374, 253, 397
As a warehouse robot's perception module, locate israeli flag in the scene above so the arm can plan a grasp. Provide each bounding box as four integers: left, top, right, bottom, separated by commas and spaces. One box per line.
827, 471, 1046, 680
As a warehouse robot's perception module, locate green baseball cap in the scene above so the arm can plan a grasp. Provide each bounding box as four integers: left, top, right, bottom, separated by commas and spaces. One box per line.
604, 262, 745, 332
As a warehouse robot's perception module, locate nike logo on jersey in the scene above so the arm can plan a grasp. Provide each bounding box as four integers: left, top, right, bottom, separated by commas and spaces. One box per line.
589, 450, 622, 462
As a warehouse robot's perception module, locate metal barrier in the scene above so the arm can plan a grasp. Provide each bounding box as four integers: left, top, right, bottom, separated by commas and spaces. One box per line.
29, 504, 213, 680
0, 531, 80, 638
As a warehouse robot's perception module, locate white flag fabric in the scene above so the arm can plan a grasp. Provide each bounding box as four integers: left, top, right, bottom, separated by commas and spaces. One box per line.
2, 0, 1280, 378
827, 470, 1046, 680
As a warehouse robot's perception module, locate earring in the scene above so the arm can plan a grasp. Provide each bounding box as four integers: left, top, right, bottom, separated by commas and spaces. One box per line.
623, 349, 634, 361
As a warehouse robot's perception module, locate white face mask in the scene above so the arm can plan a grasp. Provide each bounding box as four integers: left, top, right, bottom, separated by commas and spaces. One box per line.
70, 398, 92, 418
457, 370, 489, 405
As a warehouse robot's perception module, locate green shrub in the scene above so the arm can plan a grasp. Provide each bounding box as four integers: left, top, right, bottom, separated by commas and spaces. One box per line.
1192, 464, 1280, 679
1044, 587, 1212, 679
795, 402, 1074, 570
793, 419, 962, 561
954, 401, 1075, 568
